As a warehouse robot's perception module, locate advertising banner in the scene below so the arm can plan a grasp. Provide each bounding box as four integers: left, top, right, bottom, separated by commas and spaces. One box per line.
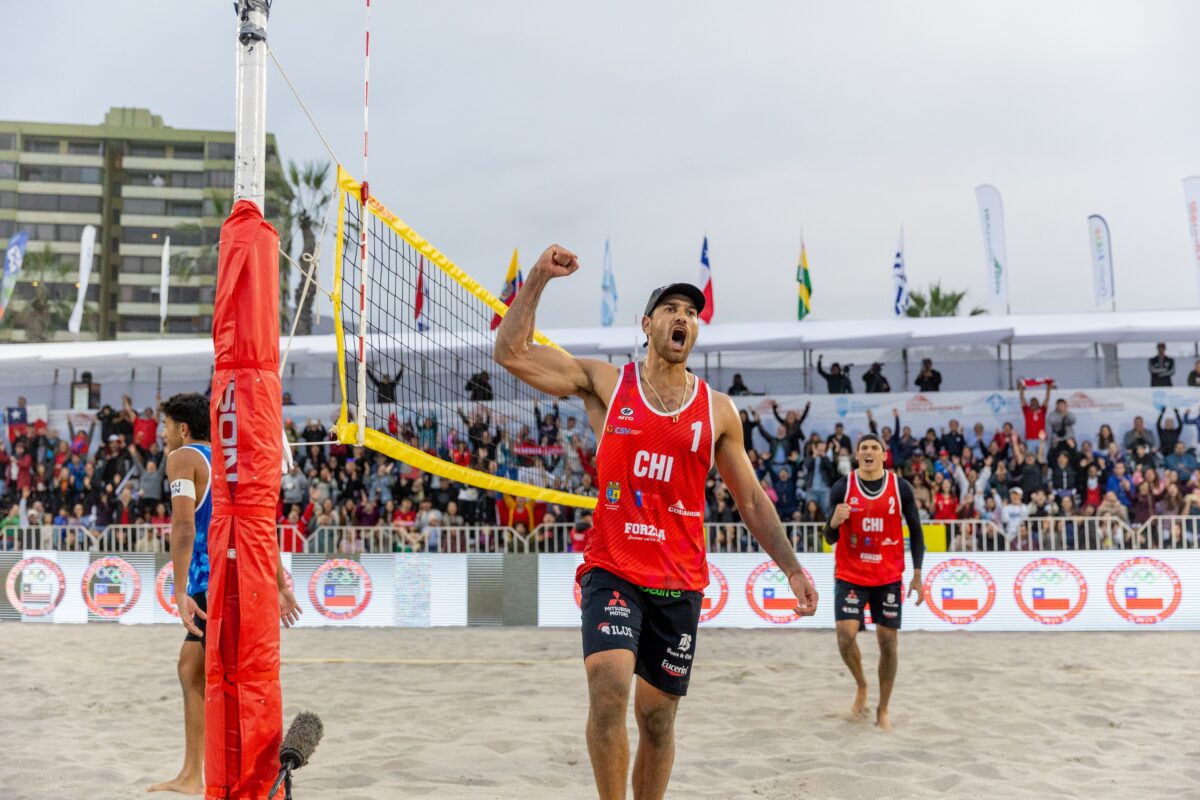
0, 552, 468, 628
975, 184, 1009, 312
537, 552, 1199, 631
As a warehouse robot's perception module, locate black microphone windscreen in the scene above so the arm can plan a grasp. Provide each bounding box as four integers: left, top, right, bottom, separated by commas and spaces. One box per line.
279, 712, 324, 768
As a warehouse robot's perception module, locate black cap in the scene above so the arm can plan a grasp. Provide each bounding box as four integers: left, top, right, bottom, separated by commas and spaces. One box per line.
643, 283, 706, 319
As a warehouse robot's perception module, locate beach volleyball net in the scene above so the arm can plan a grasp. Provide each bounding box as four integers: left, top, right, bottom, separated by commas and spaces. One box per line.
331, 167, 595, 509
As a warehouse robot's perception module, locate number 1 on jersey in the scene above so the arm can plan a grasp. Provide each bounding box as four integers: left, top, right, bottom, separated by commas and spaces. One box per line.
690, 420, 702, 452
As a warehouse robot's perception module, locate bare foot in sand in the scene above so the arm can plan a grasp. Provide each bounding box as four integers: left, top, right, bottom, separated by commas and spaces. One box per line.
875, 709, 893, 732
146, 776, 203, 795
852, 685, 869, 719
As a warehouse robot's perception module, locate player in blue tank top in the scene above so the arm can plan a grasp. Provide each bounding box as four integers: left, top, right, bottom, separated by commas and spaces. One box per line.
148, 393, 302, 795
148, 393, 212, 795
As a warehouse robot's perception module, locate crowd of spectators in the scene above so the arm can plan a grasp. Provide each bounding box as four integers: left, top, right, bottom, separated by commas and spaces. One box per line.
724, 385, 1200, 550
5, 378, 1200, 554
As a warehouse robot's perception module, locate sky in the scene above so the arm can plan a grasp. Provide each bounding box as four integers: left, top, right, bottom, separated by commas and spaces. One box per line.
5, 1, 1200, 329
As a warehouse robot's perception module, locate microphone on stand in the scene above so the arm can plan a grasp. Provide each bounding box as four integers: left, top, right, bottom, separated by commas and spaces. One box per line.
269, 712, 324, 800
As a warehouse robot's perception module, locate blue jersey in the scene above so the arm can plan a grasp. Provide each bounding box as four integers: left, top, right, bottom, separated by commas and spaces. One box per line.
180, 444, 213, 595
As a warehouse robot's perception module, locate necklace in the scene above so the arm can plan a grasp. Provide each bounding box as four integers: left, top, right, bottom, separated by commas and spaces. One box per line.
642, 361, 693, 423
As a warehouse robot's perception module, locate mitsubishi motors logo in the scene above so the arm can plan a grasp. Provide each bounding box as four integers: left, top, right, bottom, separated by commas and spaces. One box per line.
604, 590, 631, 618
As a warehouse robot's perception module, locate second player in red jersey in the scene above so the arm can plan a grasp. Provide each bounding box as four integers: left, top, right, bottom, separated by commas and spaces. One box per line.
495, 244, 817, 800
824, 434, 925, 732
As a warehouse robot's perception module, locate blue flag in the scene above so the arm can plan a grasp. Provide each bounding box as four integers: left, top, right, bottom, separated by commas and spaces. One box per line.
0, 232, 30, 323
600, 239, 618, 327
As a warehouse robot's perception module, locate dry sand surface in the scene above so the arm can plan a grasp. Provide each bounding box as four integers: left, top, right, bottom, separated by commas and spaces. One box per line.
1, 625, 1198, 799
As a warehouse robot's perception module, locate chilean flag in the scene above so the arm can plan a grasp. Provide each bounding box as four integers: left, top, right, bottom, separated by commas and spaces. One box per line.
697, 236, 714, 324
1031, 586, 1069, 611
490, 247, 523, 330
414, 256, 429, 332
1124, 586, 1163, 611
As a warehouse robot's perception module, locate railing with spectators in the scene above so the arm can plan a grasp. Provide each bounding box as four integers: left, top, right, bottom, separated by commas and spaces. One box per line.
944, 515, 1200, 551
6, 518, 1199, 554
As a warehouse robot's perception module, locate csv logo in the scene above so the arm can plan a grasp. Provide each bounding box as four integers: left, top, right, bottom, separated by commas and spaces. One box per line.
633, 450, 674, 482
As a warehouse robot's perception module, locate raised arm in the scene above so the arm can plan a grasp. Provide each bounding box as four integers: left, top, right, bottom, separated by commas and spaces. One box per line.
493, 245, 617, 402
1042, 382, 1052, 409
713, 393, 817, 615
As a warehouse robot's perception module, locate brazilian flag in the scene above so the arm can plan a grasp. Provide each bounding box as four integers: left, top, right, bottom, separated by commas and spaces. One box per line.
797, 238, 812, 320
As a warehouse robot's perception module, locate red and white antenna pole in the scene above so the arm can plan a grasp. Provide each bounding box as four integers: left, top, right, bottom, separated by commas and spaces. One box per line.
355, 0, 372, 445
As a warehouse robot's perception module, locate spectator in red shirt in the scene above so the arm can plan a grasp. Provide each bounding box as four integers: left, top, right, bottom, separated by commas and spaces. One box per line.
393, 497, 417, 528
1019, 381, 1053, 448
451, 439, 472, 468
278, 507, 306, 552
10, 443, 34, 492
932, 478, 959, 520
569, 513, 592, 553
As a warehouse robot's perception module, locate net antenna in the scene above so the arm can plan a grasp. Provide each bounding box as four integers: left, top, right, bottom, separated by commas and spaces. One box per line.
355, 0, 373, 446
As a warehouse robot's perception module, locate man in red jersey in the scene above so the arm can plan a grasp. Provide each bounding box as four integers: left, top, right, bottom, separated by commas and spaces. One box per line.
496, 245, 818, 800
823, 434, 925, 731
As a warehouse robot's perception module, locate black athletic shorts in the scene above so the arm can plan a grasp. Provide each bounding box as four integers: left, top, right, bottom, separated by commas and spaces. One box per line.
579, 568, 702, 697
183, 590, 207, 647
834, 579, 903, 630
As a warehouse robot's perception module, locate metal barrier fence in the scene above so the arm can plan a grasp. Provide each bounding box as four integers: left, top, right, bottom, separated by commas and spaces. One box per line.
943, 515, 1200, 551
4, 517, 1199, 554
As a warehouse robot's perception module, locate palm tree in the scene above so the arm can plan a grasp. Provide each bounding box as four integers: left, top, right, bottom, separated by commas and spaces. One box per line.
905, 281, 986, 317
170, 190, 228, 284
1, 245, 92, 341
284, 160, 332, 336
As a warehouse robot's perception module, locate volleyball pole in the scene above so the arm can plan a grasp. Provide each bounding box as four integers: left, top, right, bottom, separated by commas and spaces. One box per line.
204, 2, 285, 798
235, 0, 268, 212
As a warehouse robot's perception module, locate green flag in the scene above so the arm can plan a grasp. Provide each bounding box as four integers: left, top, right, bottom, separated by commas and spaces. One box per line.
797, 237, 812, 320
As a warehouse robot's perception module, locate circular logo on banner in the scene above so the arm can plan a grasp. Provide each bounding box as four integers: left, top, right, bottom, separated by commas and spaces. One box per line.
155, 564, 179, 617
5, 556, 67, 617
309, 559, 372, 620
1013, 558, 1088, 625
745, 561, 815, 624
81, 556, 142, 618
923, 559, 996, 625
1106, 557, 1182, 625
700, 562, 729, 623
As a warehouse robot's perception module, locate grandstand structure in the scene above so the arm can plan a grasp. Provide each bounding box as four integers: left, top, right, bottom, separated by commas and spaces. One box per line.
4, 310, 1200, 408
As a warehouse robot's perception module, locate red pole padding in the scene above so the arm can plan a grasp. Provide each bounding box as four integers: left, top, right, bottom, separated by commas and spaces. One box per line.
206, 200, 284, 800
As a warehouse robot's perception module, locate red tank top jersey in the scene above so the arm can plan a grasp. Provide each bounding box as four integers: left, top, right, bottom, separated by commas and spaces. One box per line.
836, 470, 907, 586
579, 362, 714, 591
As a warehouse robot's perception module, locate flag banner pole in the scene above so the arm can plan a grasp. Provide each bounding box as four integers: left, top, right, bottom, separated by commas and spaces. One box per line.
68, 225, 96, 335
975, 185, 1010, 314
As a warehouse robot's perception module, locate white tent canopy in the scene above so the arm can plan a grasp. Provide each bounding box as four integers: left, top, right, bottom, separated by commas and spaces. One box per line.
2, 310, 1198, 371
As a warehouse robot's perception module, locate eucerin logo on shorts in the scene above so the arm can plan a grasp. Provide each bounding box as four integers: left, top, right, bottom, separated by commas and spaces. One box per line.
624, 522, 666, 541
217, 379, 238, 482
661, 660, 689, 677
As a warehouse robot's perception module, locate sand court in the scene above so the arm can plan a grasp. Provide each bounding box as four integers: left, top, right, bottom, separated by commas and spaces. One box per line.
1, 625, 1198, 799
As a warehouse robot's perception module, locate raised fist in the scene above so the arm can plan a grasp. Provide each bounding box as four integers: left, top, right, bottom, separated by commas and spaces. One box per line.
831, 502, 852, 528
533, 244, 579, 278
